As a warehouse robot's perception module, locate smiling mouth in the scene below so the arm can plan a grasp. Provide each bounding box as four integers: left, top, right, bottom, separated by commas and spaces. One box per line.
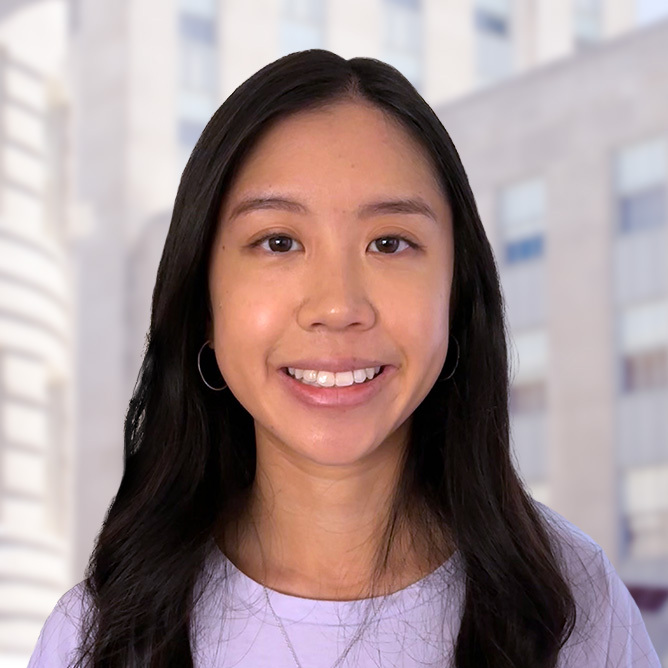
281, 365, 388, 386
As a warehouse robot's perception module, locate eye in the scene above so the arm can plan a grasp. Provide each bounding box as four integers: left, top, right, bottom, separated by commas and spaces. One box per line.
369, 236, 418, 254
251, 234, 301, 254
250, 233, 419, 255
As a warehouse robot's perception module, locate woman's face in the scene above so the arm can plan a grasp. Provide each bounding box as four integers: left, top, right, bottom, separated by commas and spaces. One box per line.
208, 100, 454, 468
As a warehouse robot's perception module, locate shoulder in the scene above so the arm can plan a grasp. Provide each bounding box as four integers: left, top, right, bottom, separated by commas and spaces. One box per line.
27, 581, 92, 668
533, 501, 609, 581
533, 501, 661, 667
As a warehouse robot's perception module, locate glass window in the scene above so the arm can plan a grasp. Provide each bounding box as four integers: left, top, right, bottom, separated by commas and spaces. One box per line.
177, 2, 218, 153
616, 138, 666, 194
620, 299, 668, 353
382, 0, 422, 90
622, 465, 668, 558
573, 0, 602, 47
620, 187, 666, 233
178, 119, 205, 147
180, 13, 215, 43
180, 43, 217, 94
512, 329, 548, 383
615, 137, 667, 235
475, 8, 508, 35
506, 234, 543, 263
179, 10, 217, 94
178, 0, 216, 19
384, 0, 421, 51
500, 177, 545, 264
476, 0, 510, 14
474, 0, 512, 85
621, 348, 668, 393
279, 0, 324, 54
619, 299, 668, 392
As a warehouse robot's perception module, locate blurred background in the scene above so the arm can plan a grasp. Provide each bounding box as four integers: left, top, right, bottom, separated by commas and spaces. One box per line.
0, 0, 667, 665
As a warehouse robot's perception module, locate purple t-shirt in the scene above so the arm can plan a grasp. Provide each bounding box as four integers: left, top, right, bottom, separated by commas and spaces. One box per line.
27, 503, 661, 667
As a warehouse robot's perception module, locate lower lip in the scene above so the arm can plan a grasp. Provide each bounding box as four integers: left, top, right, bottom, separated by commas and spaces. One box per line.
278, 366, 395, 407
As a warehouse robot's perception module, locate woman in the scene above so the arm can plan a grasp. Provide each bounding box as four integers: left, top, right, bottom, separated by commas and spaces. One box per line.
28, 50, 660, 668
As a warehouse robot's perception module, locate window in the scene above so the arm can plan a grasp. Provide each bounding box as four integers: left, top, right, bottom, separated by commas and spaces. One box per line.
615, 137, 666, 235
382, 0, 422, 91
619, 299, 668, 393
509, 333, 548, 496
500, 178, 546, 265
512, 329, 548, 383
180, 13, 215, 44
622, 349, 668, 392
179, 7, 217, 94
506, 235, 543, 263
620, 188, 666, 233
475, 7, 508, 35
573, 0, 602, 48
177, 0, 218, 155
474, 0, 513, 85
279, 0, 325, 55
178, 119, 205, 148
622, 465, 668, 558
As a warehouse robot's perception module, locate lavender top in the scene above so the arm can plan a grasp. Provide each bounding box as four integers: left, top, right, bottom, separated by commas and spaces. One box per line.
28, 503, 661, 667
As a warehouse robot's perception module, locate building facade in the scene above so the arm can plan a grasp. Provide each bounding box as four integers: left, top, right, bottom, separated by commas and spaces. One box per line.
2, 0, 667, 663
0, 24, 73, 668
435, 18, 668, 661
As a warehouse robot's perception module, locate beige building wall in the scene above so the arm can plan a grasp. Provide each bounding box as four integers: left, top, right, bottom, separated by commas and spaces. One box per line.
604, 0, 636, 38
0, 4, 73, 665
423, 0, 474, 103
435, 17, 668, 569
326, 0, 381, 61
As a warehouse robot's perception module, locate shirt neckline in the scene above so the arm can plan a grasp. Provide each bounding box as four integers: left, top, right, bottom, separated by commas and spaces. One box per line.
205, 537, 460, 625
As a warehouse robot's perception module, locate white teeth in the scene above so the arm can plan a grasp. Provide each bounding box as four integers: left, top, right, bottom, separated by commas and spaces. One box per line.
353, 369, 367, 383
287, 366, 383, 387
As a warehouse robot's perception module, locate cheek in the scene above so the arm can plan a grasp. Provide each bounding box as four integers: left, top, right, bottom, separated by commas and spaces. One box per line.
382, 267, 450, 326
211, 274, 288, 355
385, 291, 449, 360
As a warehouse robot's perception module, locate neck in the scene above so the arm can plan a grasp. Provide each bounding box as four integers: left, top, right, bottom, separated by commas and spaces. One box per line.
217, 425, 451, 600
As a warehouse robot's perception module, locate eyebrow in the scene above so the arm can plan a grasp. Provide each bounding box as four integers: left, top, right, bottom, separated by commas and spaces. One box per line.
227, 195, 439, 224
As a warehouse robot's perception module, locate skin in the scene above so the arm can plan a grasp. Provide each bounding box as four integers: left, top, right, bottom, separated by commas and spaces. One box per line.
207, 99, 455, 600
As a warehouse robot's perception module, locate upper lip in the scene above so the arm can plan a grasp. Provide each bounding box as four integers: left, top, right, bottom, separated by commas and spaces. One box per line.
280, 358, 391, 372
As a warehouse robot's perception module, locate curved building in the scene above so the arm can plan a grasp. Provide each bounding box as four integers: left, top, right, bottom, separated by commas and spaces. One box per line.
0, 35, 72, 668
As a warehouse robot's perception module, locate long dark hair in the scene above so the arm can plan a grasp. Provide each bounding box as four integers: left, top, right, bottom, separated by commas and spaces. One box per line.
74, 49, 577, 667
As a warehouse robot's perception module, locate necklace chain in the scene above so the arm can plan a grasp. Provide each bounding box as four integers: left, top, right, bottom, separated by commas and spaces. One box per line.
261, 584, 372, 668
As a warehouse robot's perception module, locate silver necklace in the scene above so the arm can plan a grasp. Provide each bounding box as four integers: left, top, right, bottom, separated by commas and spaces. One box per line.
261, 584, 373, 668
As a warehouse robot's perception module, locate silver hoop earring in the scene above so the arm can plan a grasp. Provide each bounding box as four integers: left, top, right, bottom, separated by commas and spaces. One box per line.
439, 335, 459, 381
197, 341, 228, 391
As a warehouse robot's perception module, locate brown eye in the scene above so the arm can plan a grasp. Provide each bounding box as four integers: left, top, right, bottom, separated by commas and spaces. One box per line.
251, 234, 302, 253
266, 236, 294, 253
370, 236, 417, 254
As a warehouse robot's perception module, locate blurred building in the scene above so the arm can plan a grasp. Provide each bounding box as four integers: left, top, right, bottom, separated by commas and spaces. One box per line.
2, 0, 668, 664
435, 17, 668, 661
0, 13, 73, 668
69, 0, 667, 579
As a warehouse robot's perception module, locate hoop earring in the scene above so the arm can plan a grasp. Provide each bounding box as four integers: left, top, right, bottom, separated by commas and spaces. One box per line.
438, 335, 459, 382
197, 341, 228, 391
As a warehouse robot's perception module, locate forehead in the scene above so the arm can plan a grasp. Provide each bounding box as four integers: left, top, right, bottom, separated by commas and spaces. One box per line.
222, 101, 445, 210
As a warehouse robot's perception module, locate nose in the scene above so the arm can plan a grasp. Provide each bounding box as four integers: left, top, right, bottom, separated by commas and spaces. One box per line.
296, 248, 377, 332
